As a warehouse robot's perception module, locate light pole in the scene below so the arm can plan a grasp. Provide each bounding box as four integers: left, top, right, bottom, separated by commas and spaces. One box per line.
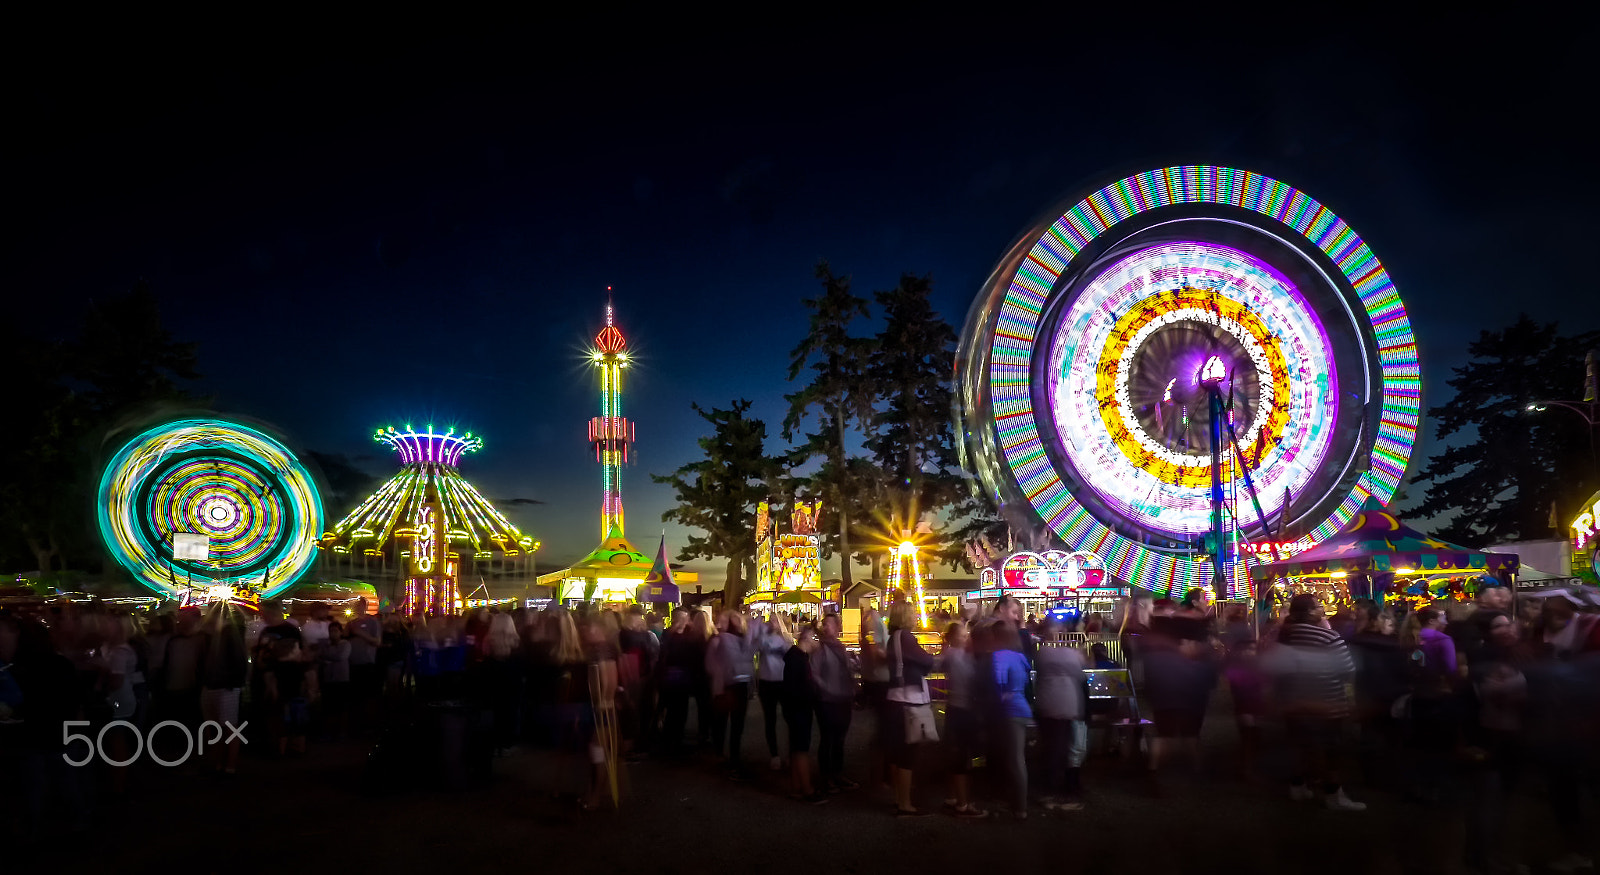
1525, 349, 1600, 476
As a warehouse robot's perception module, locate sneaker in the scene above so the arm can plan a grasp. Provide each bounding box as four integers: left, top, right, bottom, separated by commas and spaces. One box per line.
1549, 853, 1593, 874
1325, 789, 1367, 812
834, 777, 861, 791
770, 756, 783, 771
807, 793, 831, 806
1289, 784, 1314, 802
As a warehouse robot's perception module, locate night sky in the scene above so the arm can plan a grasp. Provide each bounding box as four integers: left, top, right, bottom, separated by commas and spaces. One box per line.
14, 22, 1598, 586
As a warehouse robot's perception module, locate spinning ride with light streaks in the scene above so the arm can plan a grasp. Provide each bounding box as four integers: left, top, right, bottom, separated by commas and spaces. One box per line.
956, 166, 1421, 599
317, 427, 539, 614
98, 418, 324, 600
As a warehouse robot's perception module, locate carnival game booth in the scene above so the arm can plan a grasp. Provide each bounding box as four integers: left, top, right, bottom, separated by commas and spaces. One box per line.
1247, 497, 1520, 612
744, 499, 834, 617
967, 550, 1129, 619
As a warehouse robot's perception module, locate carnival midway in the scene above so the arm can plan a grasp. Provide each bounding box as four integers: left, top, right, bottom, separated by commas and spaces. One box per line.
6, 165, 1600, 874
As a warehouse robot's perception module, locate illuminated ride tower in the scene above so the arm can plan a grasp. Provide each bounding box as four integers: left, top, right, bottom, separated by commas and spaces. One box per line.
538, 300, 697, 603
589, 302, 635, 539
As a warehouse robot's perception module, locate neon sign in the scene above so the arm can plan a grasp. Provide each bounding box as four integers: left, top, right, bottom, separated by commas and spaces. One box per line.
1573, 492, 1600, 551
1240, 541, 1300, 557
413, 505, 436, 575
990, 551, 1106, 590
176, 582, 261, 611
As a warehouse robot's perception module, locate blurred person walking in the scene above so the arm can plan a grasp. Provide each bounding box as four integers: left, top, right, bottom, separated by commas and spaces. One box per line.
617, 605, 658, 760
813, 612, 858, 793
657, 608, 698, 758
346, 599, 382, 732
1270, 594, 1364, 811
708, 609, 758, 779
1461, 609, 1531, 875
1399, 606, 1459, 805
783, 626, 826, 803
1035, 620, 1088, 811
198, 606, 248, 775
989, 617, 1034, 819
687, 609, 714, 751
483, 612, 525, 755
319, 621, 352, 739
939, 621, 985, 817
885, 602, 937, 817
756, 612, 794, 771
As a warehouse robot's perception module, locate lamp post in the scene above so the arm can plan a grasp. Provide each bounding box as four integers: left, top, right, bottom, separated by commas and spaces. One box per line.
1525, 349, 1600, 476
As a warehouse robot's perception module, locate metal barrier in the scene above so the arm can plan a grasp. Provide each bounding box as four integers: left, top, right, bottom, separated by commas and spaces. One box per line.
1056, 633, 1125, 666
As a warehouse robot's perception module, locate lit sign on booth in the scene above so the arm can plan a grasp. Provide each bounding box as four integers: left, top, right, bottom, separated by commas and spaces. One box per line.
1572, 494, 1600, 551
1240, 541, 1301, 557
992, 551, 1105, 591
177, 582, 260, 611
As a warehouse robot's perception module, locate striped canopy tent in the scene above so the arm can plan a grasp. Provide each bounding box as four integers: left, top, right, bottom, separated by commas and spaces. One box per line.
1248, 497, 1519, 597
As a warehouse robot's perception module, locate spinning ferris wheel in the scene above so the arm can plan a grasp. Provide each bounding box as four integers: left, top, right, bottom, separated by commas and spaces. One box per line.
956, 166, 1420, 599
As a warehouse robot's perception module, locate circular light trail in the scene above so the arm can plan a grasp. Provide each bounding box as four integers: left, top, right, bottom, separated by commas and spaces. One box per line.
98, 419, 323, 598
958, 165, 1420, 598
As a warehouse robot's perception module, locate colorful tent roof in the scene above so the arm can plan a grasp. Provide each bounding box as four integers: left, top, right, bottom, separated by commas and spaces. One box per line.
636, 535, 680, 603
1248, 497, 1520, 581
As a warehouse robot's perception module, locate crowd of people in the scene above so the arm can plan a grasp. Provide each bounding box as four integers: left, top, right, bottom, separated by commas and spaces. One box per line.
3, 582, 1599, 871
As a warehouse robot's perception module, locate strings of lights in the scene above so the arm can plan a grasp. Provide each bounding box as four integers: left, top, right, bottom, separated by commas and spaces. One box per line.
590, 300, 633, 538
317, 426, 539, 614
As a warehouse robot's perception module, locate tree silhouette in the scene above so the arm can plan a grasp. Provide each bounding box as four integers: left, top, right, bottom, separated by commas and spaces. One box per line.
1, 283, 203, 572
653, 399, 776, 607
865, 272, 966, 566
1411, 314, 1599, 545
782, 261, 876, 594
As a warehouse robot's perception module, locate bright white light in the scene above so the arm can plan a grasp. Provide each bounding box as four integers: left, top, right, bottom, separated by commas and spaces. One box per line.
206, 584, 233, 601
1199, 355, 1227, 384
1162, 378, 1176, 403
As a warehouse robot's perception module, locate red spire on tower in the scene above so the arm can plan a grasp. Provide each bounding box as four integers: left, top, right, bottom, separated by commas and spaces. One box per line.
596, 287, 627, 353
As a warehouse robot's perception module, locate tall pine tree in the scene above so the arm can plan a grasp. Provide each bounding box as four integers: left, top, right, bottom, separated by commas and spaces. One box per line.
783, 261, 876, 594
1411, 315, 1599, 544
652, 400, 776, 607
865, 272, 966, 565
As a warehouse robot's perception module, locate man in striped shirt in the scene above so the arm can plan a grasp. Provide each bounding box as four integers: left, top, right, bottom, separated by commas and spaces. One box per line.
1274, 594, 1365, 811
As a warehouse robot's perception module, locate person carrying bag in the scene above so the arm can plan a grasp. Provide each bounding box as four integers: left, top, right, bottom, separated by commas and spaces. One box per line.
884, 603, 936, 816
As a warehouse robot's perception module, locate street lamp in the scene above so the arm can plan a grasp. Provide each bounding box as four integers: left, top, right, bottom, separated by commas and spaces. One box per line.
1525, 349, 1600, 475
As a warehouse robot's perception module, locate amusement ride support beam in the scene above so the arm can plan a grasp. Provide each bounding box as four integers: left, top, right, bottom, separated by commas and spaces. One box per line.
1208, 387, 1227, 594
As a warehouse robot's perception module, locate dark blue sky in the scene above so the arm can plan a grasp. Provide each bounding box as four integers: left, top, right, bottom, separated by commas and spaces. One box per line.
14, 22, 1597, 584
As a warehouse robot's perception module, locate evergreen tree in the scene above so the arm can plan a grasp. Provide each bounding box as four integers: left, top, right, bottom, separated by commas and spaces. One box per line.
1, 284, 202, 572
782, 261, 877, 593
865, 272, 965, 565
653, 399, 776, 607
1411, 314, 1599, 544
